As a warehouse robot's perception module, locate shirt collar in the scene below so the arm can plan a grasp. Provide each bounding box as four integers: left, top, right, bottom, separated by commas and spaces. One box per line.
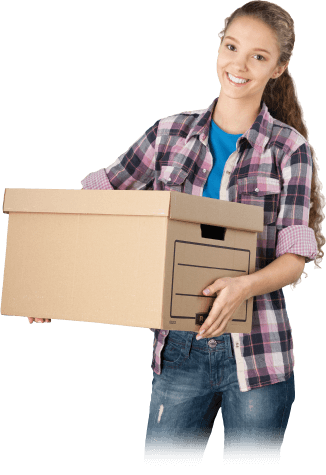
185, 96, 274, 154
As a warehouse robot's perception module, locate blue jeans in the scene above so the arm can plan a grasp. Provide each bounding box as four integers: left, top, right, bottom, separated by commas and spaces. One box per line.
144, 330, 295, 462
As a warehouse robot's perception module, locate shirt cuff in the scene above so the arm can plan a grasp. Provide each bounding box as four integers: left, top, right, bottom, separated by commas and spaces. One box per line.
81, 168, 114, 190
276, 225, 318, 262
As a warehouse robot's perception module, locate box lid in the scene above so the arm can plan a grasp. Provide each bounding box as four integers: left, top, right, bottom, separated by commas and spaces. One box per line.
3, 188, 264, 232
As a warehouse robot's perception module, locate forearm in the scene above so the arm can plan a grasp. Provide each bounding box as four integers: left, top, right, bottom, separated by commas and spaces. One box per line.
240, 253, 306, 299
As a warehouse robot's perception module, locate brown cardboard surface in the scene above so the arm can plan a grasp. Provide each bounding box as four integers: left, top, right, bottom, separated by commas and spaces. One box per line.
1, 189, 263, 333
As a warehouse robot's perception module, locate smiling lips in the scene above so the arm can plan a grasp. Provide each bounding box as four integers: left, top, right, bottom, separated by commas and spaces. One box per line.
228, 73, 248, 81
226, 71, 251, 86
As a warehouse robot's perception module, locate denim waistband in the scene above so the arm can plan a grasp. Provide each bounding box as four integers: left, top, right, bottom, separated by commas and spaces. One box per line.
167, 330, 234, 358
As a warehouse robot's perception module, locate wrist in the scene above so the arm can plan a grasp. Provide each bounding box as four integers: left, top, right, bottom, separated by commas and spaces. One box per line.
236, 274, 254, 300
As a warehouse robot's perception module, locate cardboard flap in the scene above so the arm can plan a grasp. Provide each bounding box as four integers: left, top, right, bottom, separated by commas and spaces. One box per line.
169, 192, 264, 233
2, 188, 264, 232
2, 189, 172, 217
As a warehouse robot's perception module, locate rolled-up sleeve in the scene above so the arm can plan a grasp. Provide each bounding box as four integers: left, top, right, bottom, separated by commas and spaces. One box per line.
81, 167, 115, 190
81, 119, 159, 190
276, 225, 317, 262
275, 141, 318, 263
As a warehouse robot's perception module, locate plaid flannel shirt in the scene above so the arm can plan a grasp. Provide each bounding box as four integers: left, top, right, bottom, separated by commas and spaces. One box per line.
81, 96, 318, 392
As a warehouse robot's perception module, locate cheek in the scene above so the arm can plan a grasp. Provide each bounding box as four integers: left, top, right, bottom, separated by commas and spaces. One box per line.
216, 56, 225, 71
216, 63, 224, 81
216, 52, 230, 70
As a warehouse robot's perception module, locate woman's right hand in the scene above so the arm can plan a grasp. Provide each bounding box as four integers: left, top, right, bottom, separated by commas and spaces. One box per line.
28, 317, 51, 324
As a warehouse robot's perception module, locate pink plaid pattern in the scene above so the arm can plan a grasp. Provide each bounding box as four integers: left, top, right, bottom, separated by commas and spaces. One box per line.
276, 225, 318, 259
82, 96, 318, 392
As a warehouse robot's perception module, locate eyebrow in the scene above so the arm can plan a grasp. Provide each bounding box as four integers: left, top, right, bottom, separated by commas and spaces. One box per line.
224, 35, 271, 55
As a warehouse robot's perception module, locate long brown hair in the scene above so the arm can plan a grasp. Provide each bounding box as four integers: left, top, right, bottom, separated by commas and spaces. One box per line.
218, 0, 325, 287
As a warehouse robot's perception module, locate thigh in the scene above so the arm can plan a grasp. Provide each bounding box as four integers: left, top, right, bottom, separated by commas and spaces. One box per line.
222, 371, 295, 459
144, 379, 222, 463
144, 331, 223, 460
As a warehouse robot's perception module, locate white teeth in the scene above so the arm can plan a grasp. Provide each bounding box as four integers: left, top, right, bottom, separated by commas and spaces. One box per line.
227, 73, 249, 84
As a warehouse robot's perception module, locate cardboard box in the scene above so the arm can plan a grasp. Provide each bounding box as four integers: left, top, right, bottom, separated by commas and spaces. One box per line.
1, 189, 263, 333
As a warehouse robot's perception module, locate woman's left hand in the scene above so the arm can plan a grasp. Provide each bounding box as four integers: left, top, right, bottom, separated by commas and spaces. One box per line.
197, 276, 249, 339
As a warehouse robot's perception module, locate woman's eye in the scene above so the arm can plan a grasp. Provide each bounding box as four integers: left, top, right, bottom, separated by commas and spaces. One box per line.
226, 45, 265, 61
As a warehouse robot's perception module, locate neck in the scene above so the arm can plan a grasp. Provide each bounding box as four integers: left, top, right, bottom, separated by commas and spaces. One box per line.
212, 91, 262, 135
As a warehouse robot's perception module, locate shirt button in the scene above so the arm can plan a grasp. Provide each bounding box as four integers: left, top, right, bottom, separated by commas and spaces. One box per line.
161, 330, 166, 335
167, 177, 171, 181
255, 187, 259, 192
226, 170, 231, 174
203, 169, 207, 173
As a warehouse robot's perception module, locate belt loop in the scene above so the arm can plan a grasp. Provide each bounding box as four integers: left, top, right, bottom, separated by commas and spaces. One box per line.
229, 334, 235, 358
185, 332, 197, 356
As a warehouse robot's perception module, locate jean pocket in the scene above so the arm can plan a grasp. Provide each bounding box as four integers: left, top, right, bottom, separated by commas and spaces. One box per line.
161, 337, 187, 368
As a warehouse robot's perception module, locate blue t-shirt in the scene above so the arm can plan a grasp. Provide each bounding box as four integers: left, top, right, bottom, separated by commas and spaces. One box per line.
202, 119, 242, 200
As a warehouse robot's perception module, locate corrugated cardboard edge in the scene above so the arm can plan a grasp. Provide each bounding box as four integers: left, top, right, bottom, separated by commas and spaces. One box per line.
3, 188, 264, 232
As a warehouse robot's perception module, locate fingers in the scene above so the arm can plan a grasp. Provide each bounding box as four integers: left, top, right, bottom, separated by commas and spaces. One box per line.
28, 317, 51, 324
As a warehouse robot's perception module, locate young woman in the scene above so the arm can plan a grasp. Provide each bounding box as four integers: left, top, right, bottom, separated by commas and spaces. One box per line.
29, 0, 325, 463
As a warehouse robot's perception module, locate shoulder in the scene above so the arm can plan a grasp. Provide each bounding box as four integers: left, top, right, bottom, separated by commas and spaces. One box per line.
269, 117, 311, 158
156, 107, 207, 138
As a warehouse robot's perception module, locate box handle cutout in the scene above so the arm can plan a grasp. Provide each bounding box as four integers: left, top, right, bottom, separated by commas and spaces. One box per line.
200, 224, 226, 241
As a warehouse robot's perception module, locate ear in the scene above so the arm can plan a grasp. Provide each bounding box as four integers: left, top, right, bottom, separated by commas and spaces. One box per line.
272, 61, 289, 79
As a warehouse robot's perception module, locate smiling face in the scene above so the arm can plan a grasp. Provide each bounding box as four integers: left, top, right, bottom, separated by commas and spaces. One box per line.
217, 15, 288, 103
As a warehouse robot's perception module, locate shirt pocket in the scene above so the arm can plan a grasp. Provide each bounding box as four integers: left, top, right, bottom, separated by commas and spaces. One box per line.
237, 176, 281, 225
158, 164, 191, 192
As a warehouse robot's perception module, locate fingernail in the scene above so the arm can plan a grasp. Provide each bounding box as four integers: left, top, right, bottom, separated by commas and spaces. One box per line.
200, 329, 205, 335
203, 289, 210, 295
196, 335, 202, 340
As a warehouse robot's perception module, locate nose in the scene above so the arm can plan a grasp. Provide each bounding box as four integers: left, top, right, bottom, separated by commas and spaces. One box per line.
233, 64, 248, 74
232, 55, 249, 73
